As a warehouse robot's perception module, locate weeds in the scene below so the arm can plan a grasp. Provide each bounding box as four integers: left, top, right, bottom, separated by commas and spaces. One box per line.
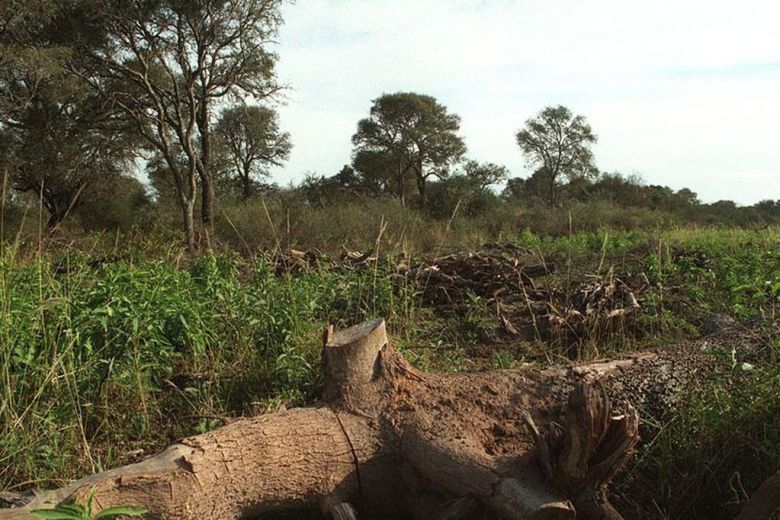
30, 488, 146, 519
1, 226, 778, 520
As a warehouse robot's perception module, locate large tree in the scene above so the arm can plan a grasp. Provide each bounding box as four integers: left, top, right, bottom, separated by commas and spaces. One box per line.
352, 92, 466, 204
516, 105, 597, 206
0, 0, 137, 228
4, 94, 135, 228
76, 0, 283, 249
215, 105, 290, 200
352, 149, 403, 196
185, 0, 283, 226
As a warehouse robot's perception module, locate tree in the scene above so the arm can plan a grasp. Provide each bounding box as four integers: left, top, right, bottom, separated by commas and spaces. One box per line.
352, 92, 466, 204
331, 164, 374, 194
0, 0, 137, 228
78, 0, 284, 250
215, 105, 290, 200
4, 95, 135, 228
501, 168, 550, 204
463, 160, 509, 191
352, 149, 403, 196
516, 105, 597, 206
184, 0, 283, 226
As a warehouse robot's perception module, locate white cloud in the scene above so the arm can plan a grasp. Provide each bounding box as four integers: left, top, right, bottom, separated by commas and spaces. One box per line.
270, 0, 780, 204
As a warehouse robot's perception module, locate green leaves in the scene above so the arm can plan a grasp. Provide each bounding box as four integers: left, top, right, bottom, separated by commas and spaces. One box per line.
31, 504, 148, 520
93, 506, 148, 519
352, 92, 466, 200
31, 488, 147, 519
31, 508, 84, 520
516, 105, 598, 205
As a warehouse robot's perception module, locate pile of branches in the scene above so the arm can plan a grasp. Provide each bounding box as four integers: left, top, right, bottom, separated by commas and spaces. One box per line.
396, 245, 644, 345
547, 278, 642, 339
397, 247, 551, 307
268, 244, 645, 346
270, 249, 322, 274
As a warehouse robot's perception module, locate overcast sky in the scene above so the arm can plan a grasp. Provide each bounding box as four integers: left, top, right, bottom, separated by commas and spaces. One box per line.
270, 0, 780, 205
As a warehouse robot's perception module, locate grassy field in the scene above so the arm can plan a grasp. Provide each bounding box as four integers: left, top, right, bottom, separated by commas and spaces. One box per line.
1, 225, 778, 518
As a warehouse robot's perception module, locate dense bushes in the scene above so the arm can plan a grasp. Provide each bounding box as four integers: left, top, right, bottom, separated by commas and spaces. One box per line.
4, 167, 780, 249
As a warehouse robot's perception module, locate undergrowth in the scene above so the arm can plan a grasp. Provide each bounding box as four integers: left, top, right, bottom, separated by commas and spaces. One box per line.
1, 226, 778, 519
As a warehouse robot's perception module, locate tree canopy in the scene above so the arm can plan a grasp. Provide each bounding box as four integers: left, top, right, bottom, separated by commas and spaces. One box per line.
76, 0, 285, 249
463, 160, 510, 191
352, 92, 466, 204
516, 105, 597, 206
216, 105, 291, 200
0, 0, 137, 227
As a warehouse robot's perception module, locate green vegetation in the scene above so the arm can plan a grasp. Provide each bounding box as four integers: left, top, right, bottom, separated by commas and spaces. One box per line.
31, 489, 146, 519
1, 224, 778, 518
1, 1, 779, 518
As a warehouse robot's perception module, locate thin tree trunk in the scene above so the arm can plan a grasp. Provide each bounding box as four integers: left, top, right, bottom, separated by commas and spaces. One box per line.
415, 159, 426, 205
200, 172, 214, 227
416, 170, 426, 206
241, 165, 252, 200
197, 100, 214, 229
548, 172, 557, 207
397, 161, 405, 206
180, 198, 196, 252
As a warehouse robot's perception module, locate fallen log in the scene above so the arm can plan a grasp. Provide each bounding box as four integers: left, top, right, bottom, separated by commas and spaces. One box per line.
0, 319, 751, 519
735, 472, 780, 520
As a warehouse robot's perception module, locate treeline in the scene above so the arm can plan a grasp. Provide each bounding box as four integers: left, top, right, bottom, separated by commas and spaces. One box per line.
1, 2, 778, 250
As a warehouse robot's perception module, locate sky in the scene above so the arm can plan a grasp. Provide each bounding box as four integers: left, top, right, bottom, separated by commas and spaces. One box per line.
270, 0, 780, 205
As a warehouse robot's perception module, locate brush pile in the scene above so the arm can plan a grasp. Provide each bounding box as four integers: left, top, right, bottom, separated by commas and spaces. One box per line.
547, 278, 642, 338
268, 244, 644, 344
397, 247, 551, 306
270, 248, 377, 274
395, 244, 644, 344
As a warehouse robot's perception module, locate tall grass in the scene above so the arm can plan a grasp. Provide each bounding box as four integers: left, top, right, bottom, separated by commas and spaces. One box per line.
0, 249, 421, 490
1, 223, 778, 519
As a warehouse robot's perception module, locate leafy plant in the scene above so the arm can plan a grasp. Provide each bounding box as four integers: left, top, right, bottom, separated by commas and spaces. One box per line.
31, 489, 147, 519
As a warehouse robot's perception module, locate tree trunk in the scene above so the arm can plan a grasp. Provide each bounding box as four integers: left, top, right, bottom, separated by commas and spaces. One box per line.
415, 173, 426, 206
0, 319, 752, 520
197, 100, 214, 230
200, 172, 214, 229
242, 165, 253, 200
413, 158, 426, 206
180, 198, 196, 253
548, 172, 556, 207
397, 161, 406, 206
46, 209, 66, 230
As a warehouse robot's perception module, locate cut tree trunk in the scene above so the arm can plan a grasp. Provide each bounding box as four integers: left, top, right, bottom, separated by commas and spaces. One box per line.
735, 473, 780, 520
0, 319, 751, 520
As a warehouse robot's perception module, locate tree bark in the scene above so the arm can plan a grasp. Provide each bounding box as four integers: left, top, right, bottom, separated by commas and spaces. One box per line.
414, 160, 426, 206
0, 319, 747, 520
180, 198, 196, 253
200, 172, 214, 229
547, 172, 556, 207
197, 99, 215, 230
736, 473, 780, 520
242, 167, 253, 200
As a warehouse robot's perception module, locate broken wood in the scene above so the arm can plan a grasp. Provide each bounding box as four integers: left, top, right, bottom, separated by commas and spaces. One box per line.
0, 319, 745, 520
735, 472, 780, 520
